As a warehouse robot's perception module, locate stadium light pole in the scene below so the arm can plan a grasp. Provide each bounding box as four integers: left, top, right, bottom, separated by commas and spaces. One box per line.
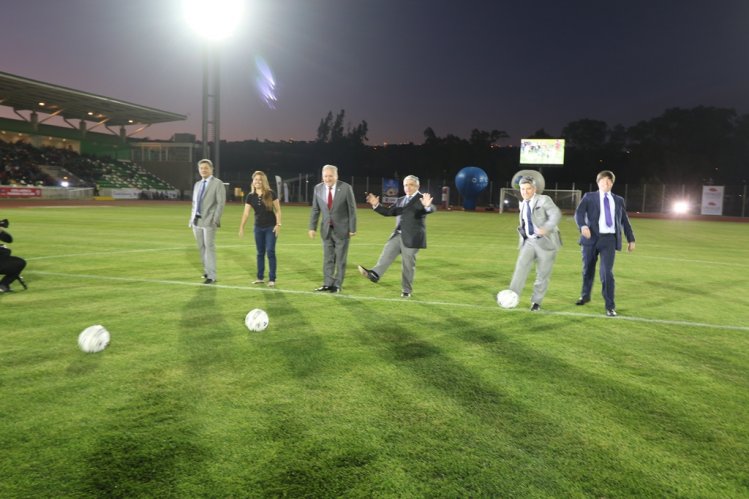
183, 0, 244, 179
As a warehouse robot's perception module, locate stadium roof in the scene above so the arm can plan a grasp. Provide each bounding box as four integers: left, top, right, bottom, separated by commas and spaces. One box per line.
0, 71, 186, 127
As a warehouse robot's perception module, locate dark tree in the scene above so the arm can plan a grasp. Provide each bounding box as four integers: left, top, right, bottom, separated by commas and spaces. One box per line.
330, 110, 345, 143
627, 106, 738, 183
316, 110, 368, 145
316, 111, 333, 142
469, 129, 509, 148
561, 119, 608, 151
529, 128, 552, 139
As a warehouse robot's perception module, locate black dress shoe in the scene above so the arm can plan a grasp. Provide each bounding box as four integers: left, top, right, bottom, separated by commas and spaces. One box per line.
606, 309, 617, 317
0, 284, 10, 293
314, 285, 332, 292
329, 286, 340, 293
203, 278, 215, 284
575, 297, 590, 305
530, 303, 541, 311
401, 292, 410, 298
357, 265, 379, 283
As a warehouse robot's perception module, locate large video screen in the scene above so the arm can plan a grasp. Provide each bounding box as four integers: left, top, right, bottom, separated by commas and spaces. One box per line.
520, 138, 565, 165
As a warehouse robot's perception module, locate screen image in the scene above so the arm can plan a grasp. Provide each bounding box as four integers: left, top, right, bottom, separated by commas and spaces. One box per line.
520, 139, 565, 165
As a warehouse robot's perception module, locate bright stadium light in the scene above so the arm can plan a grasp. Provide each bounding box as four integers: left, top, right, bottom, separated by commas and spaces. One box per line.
183, 0, 244, 41
673, 200, 690, 215
182, 0, 244, 179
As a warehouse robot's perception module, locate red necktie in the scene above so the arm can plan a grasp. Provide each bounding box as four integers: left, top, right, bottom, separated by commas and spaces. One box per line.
327, 186, 333, 210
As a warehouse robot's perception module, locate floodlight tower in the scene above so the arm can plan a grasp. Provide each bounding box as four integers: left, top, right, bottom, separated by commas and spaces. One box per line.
183, 0, 244, 179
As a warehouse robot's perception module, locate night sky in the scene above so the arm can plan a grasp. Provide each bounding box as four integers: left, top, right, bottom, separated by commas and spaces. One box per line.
2, 0, 749, 145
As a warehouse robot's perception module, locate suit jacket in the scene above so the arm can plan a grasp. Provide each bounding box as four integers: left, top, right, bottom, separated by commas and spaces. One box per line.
517, 194, 562, 251
189, 176, 226, 228
375, 193, 436, 248
308, 181, 357, 239
575, 191, 635, 251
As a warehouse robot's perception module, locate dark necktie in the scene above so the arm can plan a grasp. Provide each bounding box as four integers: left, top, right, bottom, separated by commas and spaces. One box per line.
327, 186, 333, 210
526, 201, 534, 235
197, 180, 207, 215
604, 194, 613, 227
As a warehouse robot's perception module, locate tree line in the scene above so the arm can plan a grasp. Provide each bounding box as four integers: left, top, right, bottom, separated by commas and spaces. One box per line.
221, 106, 748, 186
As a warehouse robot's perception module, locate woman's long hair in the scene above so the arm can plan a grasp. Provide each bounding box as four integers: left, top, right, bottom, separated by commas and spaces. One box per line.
251, 171, 275, 211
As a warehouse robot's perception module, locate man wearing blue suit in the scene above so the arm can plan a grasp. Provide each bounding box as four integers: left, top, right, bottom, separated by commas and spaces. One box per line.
574, 170, 636, 316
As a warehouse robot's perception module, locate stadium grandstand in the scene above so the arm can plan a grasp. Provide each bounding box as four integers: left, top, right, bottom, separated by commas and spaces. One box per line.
0, 71, 199, 199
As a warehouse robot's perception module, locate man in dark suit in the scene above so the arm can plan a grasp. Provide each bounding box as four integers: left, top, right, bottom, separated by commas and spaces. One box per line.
0, 226, 27, 293
189, 159, 226, 284
357, 175, 435, 298
308, 164, 357, 292
574, 170, 636, 316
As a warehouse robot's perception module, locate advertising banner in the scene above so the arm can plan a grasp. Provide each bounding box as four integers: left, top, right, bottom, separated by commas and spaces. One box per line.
111, 188, 141, 200
381, 178, 400, 204
700, 186, 724, 215
0, 186, 42, 198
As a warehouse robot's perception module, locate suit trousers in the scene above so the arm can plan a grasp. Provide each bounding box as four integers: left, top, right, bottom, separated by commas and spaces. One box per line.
372, 232, 419, 293
193, 225, 218, 280
322, 229, 350, 288
510, 238, 558, 304
581, 234, 617, 309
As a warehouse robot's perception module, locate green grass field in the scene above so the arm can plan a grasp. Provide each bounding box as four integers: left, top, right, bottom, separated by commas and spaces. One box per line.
1, 201, 748, 497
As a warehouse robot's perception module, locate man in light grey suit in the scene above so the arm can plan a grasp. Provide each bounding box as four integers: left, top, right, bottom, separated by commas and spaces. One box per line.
189, 159, 226, 284
507, 176, 562, 311
308, 164, 357, 292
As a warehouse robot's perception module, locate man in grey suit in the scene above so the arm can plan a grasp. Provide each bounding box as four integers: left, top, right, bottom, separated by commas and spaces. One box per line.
574, 170, 635, 316
357, 175, 435, 298
507, 176, 562, 311
189, 159, 226, 284
308, 164, 357, 292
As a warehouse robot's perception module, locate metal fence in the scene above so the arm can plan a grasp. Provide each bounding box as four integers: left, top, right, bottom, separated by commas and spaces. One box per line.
278, 175, 748, 217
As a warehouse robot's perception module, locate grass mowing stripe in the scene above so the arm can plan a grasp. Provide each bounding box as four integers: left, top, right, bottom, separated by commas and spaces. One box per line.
27, 269, 749, 332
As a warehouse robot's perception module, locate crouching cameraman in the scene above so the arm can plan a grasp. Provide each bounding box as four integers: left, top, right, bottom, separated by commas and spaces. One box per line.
0, 218, 27, 293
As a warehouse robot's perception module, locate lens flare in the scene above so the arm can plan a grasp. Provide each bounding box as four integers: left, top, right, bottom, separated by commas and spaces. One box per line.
255, 56, 277, 109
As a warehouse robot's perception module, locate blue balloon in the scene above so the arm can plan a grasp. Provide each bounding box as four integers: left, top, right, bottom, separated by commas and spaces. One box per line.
454, 166, 488, 210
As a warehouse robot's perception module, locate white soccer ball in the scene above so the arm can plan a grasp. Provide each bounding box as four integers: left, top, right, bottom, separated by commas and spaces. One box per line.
245, 308, 269, 332
78, 325, 111, 353
497, 289, 519, 309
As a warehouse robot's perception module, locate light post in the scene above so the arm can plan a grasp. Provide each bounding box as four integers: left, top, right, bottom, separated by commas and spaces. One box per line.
183, 0, 244, 179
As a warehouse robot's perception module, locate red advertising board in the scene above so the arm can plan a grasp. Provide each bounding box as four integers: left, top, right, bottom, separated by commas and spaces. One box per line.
0, 186, 42, 198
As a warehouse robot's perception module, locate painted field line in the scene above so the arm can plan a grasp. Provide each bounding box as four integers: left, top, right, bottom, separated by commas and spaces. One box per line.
27, 270, 749, 333
26, 243, 388, 261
